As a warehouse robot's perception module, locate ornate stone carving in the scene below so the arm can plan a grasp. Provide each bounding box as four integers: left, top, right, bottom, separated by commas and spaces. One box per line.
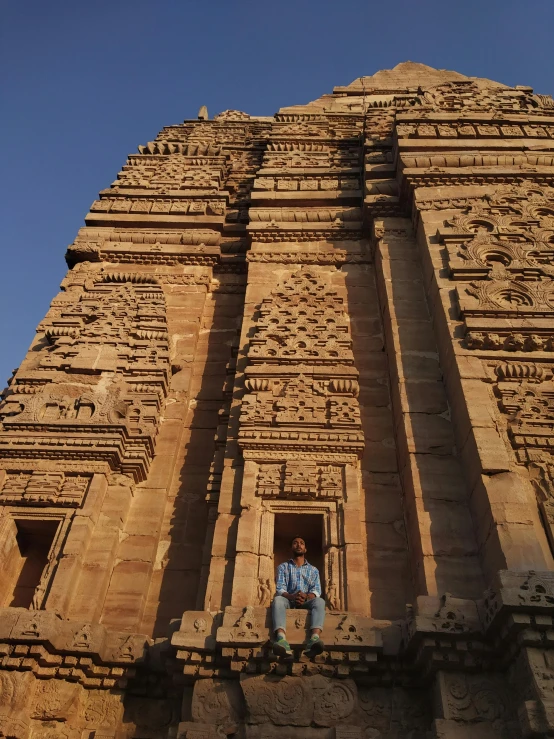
30, 679, 83, 722
465, 330, 554, 352
437, 671, 515, 726
239, 675, 359, 728
137, 141, 222, 156
481, 570, 554, 631
0, 279, 170, 481
256, 461, 344, 499
312, 676, 357, 727
357, 687, 429, 736
333, 615, 375, 646
247, 249, 369, 265
256, 578, 272, 607
109, 154, 225, 193
495, 362, 547, 382
438, 182, 554, 361
494, 380, 554, 483
241, 675, 313, 726
214, 109, 251, 121
248, 270, 355, 364
460, 278, 554, 315
83, 690, 123, 731
172, 611, 217, 652
0, 671, 34, 732
191, 678, 244, 727
239, 268, 364, 457
217, 606, 262, 644
0, 470, 91, 506
423, 80, 553, 113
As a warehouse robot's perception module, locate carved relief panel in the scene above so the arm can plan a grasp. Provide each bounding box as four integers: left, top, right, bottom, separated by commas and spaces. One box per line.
436, 182, 554, 352
239, 268, 364, 458
0, 470, 91, 506
112, 154, 226, 193
422, 79, 552, 113
0, 277, 170, 481
256, 461, 344, 500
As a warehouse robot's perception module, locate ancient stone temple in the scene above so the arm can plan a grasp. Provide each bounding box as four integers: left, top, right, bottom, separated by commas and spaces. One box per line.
2, 61, 554, 738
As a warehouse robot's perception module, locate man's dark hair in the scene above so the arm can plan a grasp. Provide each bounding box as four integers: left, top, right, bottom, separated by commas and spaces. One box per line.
291, 535, 306, 545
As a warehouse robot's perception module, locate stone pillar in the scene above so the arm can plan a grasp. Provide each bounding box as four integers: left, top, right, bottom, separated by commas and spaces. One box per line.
372, 217, 484, 598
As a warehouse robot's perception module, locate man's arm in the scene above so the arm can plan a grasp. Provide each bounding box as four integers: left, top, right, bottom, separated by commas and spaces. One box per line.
275, 563, 296, 600
275, 563, 287, 595
306, 566, 322, 599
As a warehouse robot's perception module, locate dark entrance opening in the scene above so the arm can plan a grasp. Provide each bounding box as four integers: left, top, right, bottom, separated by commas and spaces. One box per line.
7, 519, 59, 608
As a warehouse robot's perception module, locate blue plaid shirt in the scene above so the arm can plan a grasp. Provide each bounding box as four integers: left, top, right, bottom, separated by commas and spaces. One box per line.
276, 559, 321, 598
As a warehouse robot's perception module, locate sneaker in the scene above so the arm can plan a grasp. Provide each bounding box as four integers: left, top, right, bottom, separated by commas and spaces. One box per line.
303, 634, 324, 657
273, 636, 293, 660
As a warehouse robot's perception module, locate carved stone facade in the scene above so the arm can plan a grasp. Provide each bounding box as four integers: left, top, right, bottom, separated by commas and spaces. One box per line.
1, 61, 554, 737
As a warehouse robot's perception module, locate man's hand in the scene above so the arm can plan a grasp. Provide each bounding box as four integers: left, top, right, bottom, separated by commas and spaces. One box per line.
295, 591, 308, 605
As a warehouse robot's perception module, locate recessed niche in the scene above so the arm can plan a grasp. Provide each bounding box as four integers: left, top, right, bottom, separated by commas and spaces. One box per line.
273, 512, 324, 595
1, 518, 59, 608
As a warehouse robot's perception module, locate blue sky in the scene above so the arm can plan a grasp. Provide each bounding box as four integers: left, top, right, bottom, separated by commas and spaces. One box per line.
1, 0, 553, 385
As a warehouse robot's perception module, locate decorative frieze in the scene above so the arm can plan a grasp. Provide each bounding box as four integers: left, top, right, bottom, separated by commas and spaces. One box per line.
397, 120, 554, 139
0, 470, 91, 506
419, 79, 554, 113
253, 174, 360, 191
89, 197, 226, 215
256, 461, 344, 500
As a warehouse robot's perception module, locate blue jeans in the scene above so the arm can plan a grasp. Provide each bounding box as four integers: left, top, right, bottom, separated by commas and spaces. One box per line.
272, 595, 326, 634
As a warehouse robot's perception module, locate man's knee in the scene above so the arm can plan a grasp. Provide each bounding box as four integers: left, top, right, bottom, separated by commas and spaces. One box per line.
306, 596, 325, 611
272, 595, 290, 607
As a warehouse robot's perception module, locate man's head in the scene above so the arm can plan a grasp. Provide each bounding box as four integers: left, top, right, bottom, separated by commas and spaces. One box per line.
291, 536, 307, 556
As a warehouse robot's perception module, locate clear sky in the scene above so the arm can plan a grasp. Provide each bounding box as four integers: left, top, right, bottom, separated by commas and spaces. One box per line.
1, 0, 553, 385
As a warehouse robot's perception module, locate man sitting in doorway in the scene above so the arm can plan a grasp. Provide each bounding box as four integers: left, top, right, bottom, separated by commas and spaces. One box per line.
272, 535, 325, 659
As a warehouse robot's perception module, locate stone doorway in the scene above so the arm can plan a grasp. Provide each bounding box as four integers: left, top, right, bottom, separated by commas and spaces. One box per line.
273, 512, 325, 595
1, 518, 59, 608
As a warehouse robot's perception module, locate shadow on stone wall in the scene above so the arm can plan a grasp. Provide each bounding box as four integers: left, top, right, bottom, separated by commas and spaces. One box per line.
381, 222, 485, 601
151, 283, 246, 638
344, 261, 413, 620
